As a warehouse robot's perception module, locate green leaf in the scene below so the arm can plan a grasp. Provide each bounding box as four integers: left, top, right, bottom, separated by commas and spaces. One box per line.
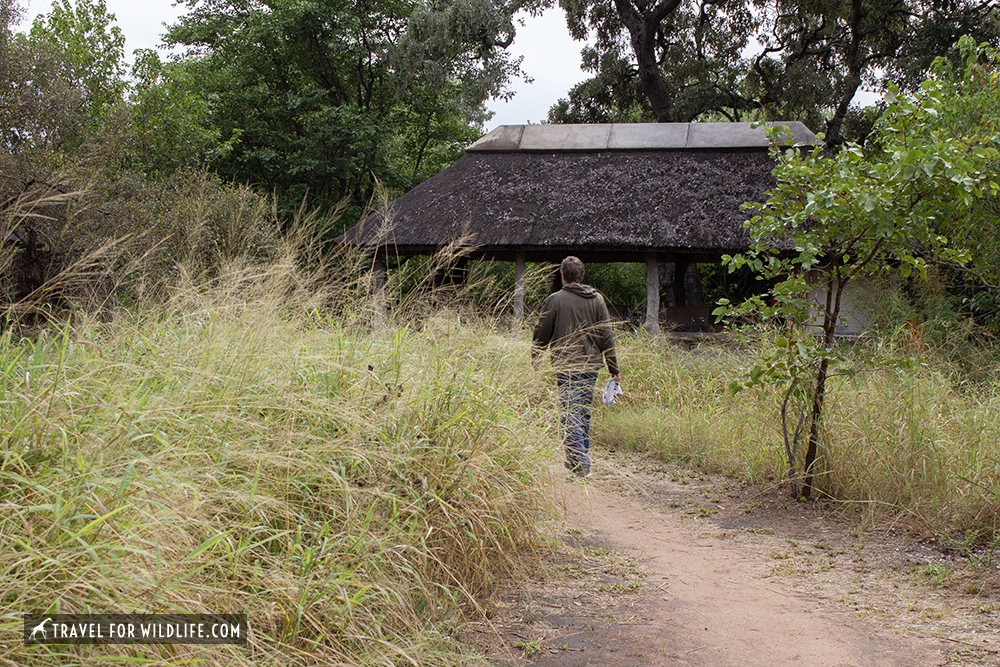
66, 506, 127, 542
184, 531, 234, 562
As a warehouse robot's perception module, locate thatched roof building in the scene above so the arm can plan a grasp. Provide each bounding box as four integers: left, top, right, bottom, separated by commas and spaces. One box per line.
342, 121, 822, 331
343, 122, 819, 262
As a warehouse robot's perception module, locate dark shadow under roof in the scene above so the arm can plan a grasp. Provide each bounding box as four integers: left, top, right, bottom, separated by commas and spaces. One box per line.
342, 122, 820, 263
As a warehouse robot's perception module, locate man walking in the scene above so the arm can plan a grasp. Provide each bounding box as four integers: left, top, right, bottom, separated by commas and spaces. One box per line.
532, 256, 620, 478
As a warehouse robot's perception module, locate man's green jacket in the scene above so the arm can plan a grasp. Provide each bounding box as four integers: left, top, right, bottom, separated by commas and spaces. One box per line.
532, 284, 619, 375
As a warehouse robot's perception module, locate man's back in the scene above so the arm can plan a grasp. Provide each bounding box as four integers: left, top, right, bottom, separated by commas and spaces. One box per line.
532, 284, 618, 375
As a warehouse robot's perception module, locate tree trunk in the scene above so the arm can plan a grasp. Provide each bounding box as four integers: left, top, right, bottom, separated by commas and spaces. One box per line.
802, 273, 846, 499
612, 0, 682, 122
802, 356, 829, 499
824, 75, 861, 148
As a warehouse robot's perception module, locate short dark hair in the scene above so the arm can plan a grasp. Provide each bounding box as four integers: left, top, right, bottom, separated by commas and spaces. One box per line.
560, 256, 585, 284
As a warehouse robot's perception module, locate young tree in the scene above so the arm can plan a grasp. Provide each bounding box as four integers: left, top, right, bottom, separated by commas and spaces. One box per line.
2, 0, 126, 153
27, 0, 126, 131
716, 37, 1000, 499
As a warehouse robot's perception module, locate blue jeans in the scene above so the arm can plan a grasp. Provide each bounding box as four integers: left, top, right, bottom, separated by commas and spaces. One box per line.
557, 372, 598, 472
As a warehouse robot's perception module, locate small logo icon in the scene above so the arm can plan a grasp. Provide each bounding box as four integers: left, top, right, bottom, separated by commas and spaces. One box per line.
29, 617, 52, 641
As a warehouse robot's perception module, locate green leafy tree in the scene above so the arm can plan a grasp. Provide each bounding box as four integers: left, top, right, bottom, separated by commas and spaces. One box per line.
164, 0, 534, 228
28, 0, 126, 132
716, 37, 1000, 498
1, 0, 126, 153
911, 36, 1000, 330
554, 0, 760, 124
125, 50, 236, 176
888, 0, 1000, 93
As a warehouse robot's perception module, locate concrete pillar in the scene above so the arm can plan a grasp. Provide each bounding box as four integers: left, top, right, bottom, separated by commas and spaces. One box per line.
513, 252, 526, 322
645, 253, 660, 337
372, 257, 387, 329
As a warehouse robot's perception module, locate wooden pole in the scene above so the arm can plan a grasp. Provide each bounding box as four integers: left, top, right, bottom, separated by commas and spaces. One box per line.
513, 252, 526, 323
645, 253, 660, 337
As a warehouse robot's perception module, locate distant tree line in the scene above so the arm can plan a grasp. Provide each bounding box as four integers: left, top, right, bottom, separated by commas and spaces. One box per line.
5, 0, 998, 229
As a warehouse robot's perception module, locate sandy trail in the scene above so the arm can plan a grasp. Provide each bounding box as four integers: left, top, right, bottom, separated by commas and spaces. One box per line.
468, 453, 998, 666
536, 470, 944, 667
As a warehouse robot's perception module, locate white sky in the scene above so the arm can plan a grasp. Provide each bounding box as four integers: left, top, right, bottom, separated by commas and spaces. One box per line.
15, 0, 589, 130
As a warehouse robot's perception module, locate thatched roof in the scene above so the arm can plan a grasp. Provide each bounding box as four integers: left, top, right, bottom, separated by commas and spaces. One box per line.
342, 122, 821, 263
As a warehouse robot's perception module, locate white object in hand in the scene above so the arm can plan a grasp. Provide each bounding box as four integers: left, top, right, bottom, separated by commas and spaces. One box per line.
602, 378, 623, 406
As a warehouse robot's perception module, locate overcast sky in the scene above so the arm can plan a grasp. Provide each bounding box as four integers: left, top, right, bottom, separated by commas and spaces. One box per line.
16, 0, 591, 130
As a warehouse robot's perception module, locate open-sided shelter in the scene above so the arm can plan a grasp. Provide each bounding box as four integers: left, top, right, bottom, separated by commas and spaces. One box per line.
341, 121, 822, 332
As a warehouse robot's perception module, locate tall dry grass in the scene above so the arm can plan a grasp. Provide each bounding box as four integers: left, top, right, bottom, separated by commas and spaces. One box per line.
0, 219, 560, 664
7, 169, 999, 665
821, 357, 1000, 534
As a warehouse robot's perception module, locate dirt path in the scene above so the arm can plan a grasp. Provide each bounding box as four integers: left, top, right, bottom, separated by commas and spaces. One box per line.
467, 452, 1000, 666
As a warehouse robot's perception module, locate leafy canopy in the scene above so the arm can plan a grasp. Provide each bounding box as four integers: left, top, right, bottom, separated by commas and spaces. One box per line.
1, 0, 127, 153
164, 0, 535, 227
552, 0, 1000, 147
721, 37, 1000, 340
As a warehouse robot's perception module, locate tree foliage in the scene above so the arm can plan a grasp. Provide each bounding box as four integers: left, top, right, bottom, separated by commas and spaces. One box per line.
164, 0, 537, 227
27, 0, 125, 122
554, 0, 758, 124
0, 0, 287, 313
125, 50, 235, 177
1, 0, 127, 154
715, 37, 1000, 498
552, 0, 1000, 146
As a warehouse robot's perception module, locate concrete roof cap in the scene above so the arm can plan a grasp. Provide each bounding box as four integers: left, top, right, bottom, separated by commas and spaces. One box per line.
520, 123, 612, 150
466, 121, 822, 152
